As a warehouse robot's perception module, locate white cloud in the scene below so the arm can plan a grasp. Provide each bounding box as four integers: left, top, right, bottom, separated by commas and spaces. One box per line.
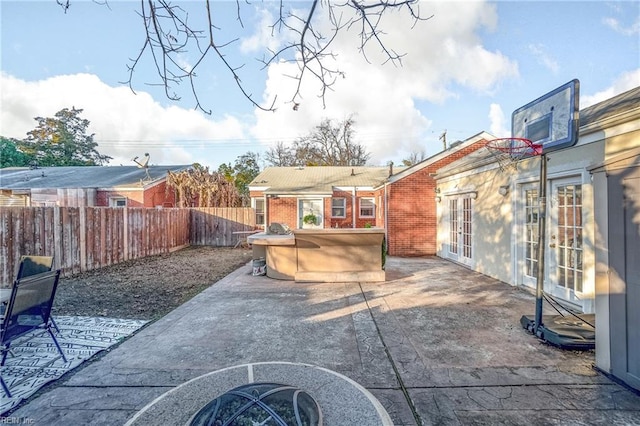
0, 73, 247, 168
488, 104, 509, 138
581, 69, 640, 108
528, 44, 559, 74
603, 17, 640, 36
240, 8, 287, 55
250, 1, 518, 164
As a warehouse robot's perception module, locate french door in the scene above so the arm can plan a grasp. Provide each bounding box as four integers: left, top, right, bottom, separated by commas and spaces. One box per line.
547, 178, 583, 304
519, 184, 539, 289
299, 199, 323, 229
448, 195, 473, 266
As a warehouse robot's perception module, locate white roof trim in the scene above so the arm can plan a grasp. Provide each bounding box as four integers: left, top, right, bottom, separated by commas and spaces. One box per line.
385, 131, 496, 184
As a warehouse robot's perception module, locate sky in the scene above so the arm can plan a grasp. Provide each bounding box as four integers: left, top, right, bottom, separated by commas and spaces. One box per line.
1, 0, 639, 170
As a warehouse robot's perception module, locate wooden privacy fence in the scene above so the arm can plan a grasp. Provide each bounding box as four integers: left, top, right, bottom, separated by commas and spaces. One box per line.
0, 207, 255, 286
190, 207, 256, 246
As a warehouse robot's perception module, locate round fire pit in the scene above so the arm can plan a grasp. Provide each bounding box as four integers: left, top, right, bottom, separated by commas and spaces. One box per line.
190, 382, 322, 426
125, 362, 392, 425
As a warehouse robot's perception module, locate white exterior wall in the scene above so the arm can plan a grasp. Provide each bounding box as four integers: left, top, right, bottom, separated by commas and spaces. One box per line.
436, 162, 513, 284
591, 168, 611, 372
436, 127, 636, 314
588, 129, 640, 378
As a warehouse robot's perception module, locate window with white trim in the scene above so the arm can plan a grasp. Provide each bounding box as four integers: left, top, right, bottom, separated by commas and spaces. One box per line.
331, 198, 346, 217
254, 198, 265, 226
524, 189, 539, 279
359, 197, 375, 218
110, 197, 126, 207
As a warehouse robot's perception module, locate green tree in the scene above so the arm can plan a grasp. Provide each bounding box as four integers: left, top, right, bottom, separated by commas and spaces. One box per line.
401, 149, 427, 166
218, 151, 261, 205
0, 137, 33, 168
21, 107, 111, 166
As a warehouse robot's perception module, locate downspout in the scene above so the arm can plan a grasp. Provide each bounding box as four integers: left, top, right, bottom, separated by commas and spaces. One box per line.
352, 187, 357, 228
384, 161, 393, 252
264, 194, 268, 229
384, 181, 389, 252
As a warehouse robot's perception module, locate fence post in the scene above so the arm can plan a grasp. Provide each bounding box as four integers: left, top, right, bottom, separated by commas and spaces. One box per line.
123, 207, 129, 261
79, 206, 87, 272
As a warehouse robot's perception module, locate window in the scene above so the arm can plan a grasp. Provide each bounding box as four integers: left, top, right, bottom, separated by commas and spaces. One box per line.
331, 198, 346, 217
461, 197, 472, 259
110, 197, 126, 207
449, 199, 458, 255
254, 198, 265, 226
524, 189, 539, 279
359, 197, 375, 218
556, 184, 583, 292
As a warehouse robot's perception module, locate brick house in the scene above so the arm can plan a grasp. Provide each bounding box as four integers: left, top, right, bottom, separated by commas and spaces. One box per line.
248, 131, 492, 256
249, 166, 392, 231
0, 165, 191, 207
382, 131, 492, 256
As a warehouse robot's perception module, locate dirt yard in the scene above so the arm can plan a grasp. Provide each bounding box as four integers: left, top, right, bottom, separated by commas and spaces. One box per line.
53, 246, 253, 320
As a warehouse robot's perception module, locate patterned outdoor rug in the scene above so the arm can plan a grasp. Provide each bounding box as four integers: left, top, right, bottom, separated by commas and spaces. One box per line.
1, 316, 148, 415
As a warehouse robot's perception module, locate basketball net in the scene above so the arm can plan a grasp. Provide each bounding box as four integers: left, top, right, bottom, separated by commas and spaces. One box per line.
485, 138, 543, 171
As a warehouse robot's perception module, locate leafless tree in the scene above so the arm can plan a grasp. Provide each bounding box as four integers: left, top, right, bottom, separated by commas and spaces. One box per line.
264, 141, 297, 167
266, 116, 370, 166
58, 0, 431, 113
401, 148, 427, 166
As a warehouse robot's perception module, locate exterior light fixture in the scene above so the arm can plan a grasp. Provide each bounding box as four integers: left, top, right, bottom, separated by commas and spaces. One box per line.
498, 186, 509, 196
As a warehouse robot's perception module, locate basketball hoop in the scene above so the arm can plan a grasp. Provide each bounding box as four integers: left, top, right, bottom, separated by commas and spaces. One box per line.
485, 138, 542, 171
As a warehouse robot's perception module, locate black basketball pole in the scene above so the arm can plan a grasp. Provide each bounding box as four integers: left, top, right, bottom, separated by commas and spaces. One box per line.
534, 153, 548, 334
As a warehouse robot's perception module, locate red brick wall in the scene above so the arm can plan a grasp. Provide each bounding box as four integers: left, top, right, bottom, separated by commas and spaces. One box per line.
252, 140, 485, 250
96, 182, 177, 208
255, 190, 384, 230
144, 182, 176, 207
267, 197, 298, 228
96, 190, 144, 207
386, 171, 437, 256
387, 140, 487, 256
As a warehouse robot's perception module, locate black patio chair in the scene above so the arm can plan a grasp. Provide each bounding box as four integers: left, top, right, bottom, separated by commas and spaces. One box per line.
13, 255, 60, 333
16, 255, 54, 280
0, 270, 66, 398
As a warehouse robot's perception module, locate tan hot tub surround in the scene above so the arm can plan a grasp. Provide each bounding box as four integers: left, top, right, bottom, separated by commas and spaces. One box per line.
248, 228, 386, 282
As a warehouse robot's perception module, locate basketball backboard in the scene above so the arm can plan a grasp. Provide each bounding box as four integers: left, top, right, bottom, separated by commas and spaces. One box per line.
512, 79, 580, 153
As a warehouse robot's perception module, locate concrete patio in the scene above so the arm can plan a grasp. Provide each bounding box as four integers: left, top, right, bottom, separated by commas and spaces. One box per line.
7, 257, 640, 425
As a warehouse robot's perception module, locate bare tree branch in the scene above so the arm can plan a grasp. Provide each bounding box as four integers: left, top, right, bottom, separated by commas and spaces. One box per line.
266, 116, 370, 166
66, 0, 431, 113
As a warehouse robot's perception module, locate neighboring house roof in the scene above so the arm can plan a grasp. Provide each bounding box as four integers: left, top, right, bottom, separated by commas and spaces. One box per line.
249, 131, 494, 196
0, 165, 192, 190
250, 166, 398, 195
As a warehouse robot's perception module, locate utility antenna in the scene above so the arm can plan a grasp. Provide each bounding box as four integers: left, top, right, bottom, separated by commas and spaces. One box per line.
439, 130, 447, 150
132, 153, 152, 182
